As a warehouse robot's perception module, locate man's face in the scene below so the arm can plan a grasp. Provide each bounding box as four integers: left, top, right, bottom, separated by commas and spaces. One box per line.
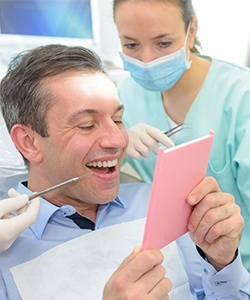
33, 71, 128, 208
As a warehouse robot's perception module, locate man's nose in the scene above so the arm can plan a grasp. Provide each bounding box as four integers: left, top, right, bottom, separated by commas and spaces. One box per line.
99, 122, 127, 149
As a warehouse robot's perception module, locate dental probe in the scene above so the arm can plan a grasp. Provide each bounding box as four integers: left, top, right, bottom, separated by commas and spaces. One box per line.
28, 172, 92, 200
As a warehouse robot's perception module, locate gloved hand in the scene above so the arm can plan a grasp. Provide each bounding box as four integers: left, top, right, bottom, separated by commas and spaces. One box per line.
0, 188, 40, 252
126, 123, 175, 160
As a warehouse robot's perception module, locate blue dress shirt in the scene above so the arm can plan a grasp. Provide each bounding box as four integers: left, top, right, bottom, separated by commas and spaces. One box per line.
0, 181, 249, 299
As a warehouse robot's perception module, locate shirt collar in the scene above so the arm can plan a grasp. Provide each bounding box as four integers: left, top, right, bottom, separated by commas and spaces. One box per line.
110, 195, 125, 208
17, 181, 125, 239
17, 182, 61, 239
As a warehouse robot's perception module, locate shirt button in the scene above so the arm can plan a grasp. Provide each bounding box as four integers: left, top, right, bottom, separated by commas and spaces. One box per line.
215, 281, 227, 286
203, 268, 208, 274
63, 208, 72, 215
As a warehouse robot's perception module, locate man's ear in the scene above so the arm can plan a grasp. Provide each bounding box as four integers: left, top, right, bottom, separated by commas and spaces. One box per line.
10, 124, 43, 163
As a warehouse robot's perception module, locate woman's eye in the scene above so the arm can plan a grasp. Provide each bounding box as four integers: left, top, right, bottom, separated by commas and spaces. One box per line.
123, 43, 137, 49
159, 41, 171, 48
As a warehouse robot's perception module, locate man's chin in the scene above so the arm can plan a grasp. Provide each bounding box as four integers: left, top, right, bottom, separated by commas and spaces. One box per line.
95, 185, 120, 204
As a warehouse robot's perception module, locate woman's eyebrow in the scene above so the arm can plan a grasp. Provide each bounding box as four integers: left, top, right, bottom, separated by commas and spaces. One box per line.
121, 33, 175, 41
120, 35, 137, 41
152, 33, 175, 40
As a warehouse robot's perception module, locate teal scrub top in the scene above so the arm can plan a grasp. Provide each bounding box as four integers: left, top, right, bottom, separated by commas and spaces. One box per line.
118, 57, 250, 271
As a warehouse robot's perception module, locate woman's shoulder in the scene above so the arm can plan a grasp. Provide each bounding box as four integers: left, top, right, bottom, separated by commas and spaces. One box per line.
211, 58, 250, 78
200, 57, 250, 92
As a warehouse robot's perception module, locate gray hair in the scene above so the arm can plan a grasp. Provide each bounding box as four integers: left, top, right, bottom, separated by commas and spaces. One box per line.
0, 44, 107, 136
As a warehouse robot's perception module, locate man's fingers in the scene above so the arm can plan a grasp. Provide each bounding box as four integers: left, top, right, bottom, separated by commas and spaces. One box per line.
193, 202, 240, 240
124, 250, 165, 283
187, 177, 220, 205
149, 277, 172, 299
110, 247, 141, 275
203, 213, 244, 244
103, 248, 170, 299
111, 249, 164, 284
134, 264, 167, 294
188, 191, 235, 233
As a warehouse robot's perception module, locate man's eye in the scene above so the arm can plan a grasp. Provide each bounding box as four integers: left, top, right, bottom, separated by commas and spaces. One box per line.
78, 125, 95, 130
114, 120, 124, 127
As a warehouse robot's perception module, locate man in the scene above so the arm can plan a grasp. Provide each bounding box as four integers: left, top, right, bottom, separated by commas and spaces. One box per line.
0, 44, 249, 299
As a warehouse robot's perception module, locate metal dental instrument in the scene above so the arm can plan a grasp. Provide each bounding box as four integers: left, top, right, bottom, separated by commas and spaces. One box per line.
164, 122, 192, 138
28, 172, 92, 200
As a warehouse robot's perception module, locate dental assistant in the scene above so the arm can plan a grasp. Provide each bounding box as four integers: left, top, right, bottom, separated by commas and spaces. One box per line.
113, 0, 250, 271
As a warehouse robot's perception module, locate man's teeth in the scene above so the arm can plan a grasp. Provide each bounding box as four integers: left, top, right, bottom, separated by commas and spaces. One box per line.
87, 159, 117, 168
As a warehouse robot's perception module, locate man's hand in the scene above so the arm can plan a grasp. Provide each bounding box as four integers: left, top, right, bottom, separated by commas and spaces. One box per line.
187, 177, 244, 270
126, 123, 175, 159
103, 247, 172, 299
0, 188, 40, 252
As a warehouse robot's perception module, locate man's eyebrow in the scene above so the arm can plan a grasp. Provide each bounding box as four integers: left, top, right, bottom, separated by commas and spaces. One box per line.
67, 104, 124, 123
114, 104, 124, 114
67, 109, 98, 123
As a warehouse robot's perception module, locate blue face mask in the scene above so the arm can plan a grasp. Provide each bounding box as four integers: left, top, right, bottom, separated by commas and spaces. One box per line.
119, 27, 192, 92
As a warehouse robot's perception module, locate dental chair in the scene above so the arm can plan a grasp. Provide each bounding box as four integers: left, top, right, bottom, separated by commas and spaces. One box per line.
0, 123, 28, 199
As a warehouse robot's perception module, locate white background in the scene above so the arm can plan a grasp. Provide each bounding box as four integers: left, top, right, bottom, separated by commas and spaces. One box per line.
192, 0, 250, 66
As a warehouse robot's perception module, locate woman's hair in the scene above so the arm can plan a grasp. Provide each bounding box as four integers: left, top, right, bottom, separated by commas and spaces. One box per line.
113, 0, 201, 53
0, 44, 106, 137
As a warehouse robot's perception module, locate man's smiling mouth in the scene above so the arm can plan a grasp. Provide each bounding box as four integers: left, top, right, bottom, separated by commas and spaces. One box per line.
86, 159, 118, 173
